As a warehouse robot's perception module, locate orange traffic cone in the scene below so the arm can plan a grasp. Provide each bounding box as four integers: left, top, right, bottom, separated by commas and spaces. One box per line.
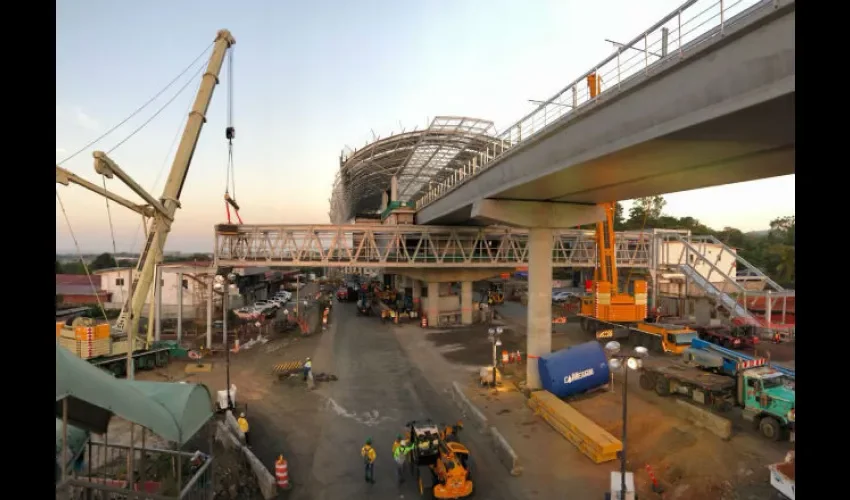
275, 455, 291, 490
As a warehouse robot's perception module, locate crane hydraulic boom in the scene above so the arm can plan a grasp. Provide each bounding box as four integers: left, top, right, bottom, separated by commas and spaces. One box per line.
112, 29, 235, 344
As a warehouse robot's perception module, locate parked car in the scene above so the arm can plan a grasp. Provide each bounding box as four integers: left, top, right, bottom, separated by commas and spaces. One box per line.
253, 300, 277, 311
275, 291, 292, 301
552, 291, 576, 303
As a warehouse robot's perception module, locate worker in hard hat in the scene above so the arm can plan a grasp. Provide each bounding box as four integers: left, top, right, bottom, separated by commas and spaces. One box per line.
361, 438, 377, 484
392, 434, 414, 485
237, 412, 250, 446
303, 357, 312, 382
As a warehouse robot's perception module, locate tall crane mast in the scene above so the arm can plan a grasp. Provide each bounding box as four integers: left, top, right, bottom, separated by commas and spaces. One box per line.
56, 29, 235, 345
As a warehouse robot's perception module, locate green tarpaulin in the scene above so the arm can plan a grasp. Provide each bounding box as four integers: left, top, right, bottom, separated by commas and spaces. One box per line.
55, 343, 213, 445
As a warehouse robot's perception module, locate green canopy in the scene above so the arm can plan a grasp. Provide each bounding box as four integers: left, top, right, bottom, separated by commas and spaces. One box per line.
55, 343, 213, 445
55, 418, 89, 457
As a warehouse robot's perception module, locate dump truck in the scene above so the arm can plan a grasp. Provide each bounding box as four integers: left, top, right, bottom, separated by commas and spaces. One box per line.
638, 338, 795, 441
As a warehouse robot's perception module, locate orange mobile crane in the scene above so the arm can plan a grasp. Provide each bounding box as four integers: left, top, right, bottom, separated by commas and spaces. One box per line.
578, 202, 698, 354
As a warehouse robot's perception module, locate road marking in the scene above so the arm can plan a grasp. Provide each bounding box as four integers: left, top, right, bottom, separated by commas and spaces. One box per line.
323, 397, 393, 427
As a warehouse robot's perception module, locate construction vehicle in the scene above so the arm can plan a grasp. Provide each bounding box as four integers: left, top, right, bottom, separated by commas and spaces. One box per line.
56, 317, 172, 377
695, 324, 760, 350
486, 281, 505, 305
769, 451, 795, 499
639, 338, 795, 441
55, 30, 236, 375
578, 202, 698, 353
405, 419, 473, 499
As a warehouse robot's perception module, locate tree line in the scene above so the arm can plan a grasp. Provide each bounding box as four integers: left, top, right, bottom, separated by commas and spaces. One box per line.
611, 196, 795, 288
55, 253, 211, 275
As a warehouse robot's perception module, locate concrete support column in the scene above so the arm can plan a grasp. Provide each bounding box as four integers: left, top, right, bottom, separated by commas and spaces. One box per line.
427, 282, 439, 326
154, 264, 163, 342
390, 176, 398, 202
206, 276, 213, 349
381, 192, 389, 211
527, 228, 554, 389
177, 272, 183, 343
461, 281, 473, 325
412, 279, 421, 307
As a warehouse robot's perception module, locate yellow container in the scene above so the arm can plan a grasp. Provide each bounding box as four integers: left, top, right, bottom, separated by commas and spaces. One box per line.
528, 391, 622, 464
72, 323, 110, 341
56, 322, 64, 337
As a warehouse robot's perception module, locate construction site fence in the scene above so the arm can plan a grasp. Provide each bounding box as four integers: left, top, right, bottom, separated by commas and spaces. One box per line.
58, 440, 214, 500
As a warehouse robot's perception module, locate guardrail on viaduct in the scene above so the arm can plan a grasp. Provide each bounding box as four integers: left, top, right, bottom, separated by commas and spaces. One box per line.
214, 224, 651, 268
415, 0, 779, 209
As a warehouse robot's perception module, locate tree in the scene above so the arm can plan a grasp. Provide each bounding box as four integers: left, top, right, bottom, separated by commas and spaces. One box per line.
55, 260, 62, 274
90, 253, 117, 271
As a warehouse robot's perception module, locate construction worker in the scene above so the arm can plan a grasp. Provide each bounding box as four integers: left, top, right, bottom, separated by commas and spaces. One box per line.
237, 412, 250, 446
361, 438, 377, 484
303, 357, 312, 381
392, 434, 414, 485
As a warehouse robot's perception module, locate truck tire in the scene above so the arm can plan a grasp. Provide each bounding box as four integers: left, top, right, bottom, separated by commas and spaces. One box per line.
759, 417, 782, 441
654, 377, 670, 397
639, 373, 654, 391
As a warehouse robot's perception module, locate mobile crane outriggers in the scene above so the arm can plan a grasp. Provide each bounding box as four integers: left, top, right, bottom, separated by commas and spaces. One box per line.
55, 30, 236, 375
578, 202, 698, 354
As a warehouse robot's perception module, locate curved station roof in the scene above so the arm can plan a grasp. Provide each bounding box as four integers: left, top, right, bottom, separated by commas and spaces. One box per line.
329, 116, 497, 223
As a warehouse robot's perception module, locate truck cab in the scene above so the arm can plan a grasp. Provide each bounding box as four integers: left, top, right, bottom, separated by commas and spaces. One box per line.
738, 367, 795, 441
636, 322, 699, 354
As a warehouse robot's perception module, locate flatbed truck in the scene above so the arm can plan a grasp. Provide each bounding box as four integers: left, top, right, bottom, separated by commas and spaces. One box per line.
638, 338, 795, 441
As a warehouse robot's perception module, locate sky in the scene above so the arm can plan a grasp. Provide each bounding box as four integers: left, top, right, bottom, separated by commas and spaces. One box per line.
56, 0, 794, 254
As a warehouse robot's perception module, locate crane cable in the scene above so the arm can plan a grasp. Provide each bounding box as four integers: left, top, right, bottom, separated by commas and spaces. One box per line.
224, 47, 242, 224
101, 177, 122, 304
56, 190, 109, 323
57, 42, 213, 166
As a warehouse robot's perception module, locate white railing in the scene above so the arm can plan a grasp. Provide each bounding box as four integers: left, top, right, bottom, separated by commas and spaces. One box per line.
415, 0, 775, 210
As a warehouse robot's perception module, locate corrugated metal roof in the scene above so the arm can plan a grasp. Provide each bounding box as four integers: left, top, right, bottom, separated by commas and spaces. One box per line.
56, 284, 107, 296
56, 274, 101, 286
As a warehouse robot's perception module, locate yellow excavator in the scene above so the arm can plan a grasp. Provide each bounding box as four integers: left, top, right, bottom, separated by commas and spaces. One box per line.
405, 420, 473, 499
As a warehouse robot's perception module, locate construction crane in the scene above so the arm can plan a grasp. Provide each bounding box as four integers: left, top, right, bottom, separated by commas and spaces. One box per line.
55, 29, 235, 372
578, 202, 698, 354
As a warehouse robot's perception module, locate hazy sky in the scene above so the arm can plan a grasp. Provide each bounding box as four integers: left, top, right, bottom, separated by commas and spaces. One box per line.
56, 0, 794, 254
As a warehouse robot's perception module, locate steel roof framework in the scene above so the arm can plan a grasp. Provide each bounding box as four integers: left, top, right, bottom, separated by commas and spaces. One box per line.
330, 116, 496, 223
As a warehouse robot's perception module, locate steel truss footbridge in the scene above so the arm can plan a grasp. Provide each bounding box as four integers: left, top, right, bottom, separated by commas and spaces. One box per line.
214, 224, 651, 269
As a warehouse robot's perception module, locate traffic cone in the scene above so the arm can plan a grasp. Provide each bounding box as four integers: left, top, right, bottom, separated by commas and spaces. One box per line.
276, 455, 291, 491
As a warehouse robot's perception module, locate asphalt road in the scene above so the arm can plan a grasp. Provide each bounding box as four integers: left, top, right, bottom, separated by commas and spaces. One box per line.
263, 301, 515, 500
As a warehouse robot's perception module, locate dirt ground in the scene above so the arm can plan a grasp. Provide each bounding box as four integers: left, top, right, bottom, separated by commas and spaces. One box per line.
480, 303, 794, 500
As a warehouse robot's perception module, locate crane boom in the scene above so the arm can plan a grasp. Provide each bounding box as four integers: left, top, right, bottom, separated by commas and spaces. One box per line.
113, 29, 235, 343
594, 201, 618, 290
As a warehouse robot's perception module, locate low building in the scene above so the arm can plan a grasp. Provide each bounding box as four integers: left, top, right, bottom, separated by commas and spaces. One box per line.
56, 274, 111, 306
95, 262, 226, 319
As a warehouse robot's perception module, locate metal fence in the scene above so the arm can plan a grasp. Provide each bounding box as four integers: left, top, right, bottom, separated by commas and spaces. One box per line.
416, 0, 774, 208
57, 440, 214, 500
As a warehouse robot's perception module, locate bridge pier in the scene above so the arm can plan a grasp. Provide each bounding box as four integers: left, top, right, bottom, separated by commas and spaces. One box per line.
461, 281, 473, 325
427, 282, 439, 326
526, 228, 554, 390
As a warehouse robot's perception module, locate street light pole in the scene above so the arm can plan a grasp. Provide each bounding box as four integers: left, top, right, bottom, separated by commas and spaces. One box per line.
604, 341, 649, 500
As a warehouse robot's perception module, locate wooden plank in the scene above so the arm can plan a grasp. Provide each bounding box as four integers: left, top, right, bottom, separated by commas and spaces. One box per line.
528, 391, 622, 464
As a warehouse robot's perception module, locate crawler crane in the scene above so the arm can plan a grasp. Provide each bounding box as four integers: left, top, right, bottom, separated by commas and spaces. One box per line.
55, 29, 236, 376
578, 202, 698, 354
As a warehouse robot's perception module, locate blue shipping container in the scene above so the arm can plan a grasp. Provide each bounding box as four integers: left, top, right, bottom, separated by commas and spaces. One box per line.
537, 341, 610, 398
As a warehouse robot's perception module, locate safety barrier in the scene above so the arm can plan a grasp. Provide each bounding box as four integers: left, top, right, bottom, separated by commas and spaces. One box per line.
451, 381, 489, 432
527, 391, 622, 464
674, 400, 732, 440
489, 426, 523, 476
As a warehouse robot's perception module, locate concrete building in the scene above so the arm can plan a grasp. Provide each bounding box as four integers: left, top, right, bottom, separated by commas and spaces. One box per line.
95, 262, 232, 319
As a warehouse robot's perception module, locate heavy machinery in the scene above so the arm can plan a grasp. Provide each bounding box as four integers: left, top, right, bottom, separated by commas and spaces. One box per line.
405, 419, 473, 499
55, 30, 236, 375
578, 202, 698, 353
639, 338, 795, 441
486, 281, 505, 305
